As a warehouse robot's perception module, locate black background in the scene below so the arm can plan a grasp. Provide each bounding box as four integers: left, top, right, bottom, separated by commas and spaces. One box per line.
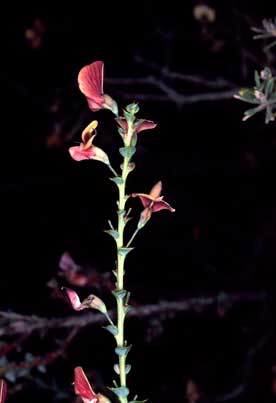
1, 1, 276, 403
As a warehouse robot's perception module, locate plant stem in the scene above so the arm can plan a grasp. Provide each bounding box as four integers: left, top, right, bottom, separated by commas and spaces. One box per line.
126, 228, 140, 247
108, 163, 119, 177
116, 154, 131, 403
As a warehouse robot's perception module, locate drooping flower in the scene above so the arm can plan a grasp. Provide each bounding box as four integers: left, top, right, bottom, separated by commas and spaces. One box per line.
0, 379, 7, 403
116, 117, 157, 145
78, 61, 118, 115
132, 181, 175, 228
69, 120, 110, 164
74, 367, 98, 403
63, 287, 107, 314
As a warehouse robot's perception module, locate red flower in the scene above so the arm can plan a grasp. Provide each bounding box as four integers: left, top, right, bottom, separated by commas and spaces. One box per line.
74, 367, 98, 403
78, 61, 118, 115
0, 379, 7, 403
69, 120, 110, 164
132, 181, 175, 227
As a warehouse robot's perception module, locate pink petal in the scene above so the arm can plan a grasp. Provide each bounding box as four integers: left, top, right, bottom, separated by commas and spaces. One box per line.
78, 61, 105, 111
63, 288, 85, 311
152, 199, 175, 213
74, 367, 98, 402
69, 145, 96, 161
132, 193, 155, 208
149, 181, 162, 198
91, 145, 110, 165
0, 379, 7, 403
136, 120, 157, 133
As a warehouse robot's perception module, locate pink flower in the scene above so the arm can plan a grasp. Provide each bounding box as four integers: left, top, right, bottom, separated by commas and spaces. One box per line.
69, 120, 110, 164
63, 288, 86, 311
74, 367, 98, 403
63, 287, 107, 313
78, 61, 118, 115
0, 379, 7, 403
132, 181, 175, 228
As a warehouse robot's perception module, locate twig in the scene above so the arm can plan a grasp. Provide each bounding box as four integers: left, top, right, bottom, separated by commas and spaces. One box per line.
0, 292, 267, 336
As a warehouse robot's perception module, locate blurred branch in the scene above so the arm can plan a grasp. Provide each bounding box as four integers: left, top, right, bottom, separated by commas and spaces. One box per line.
105, 56, 238, 106
0, 327, 78, 377
0, 292, 267, 336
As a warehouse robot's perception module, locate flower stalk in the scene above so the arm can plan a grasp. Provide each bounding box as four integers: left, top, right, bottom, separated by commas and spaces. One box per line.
67, 60, 175, 403
114, 127, 134, 402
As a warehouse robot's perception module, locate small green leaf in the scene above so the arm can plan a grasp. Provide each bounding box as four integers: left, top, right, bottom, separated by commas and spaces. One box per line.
113, 364, 120, 374
112, 289, 127, 299
265, 78, 275, 97
243, 105, 263, 121
123, 110, 133, 122
131, 132, 138, 147
255, 70, 261, 87
118, 127, 126, 136
126, 102, 140, 114
104, 230, 119, 240
115, 345, 132, 357
110, 177, 124, 185
124, 305, 132, 315
104, 325, 119, 336
235, 89, 259, 104
110, 387, 130, 398
117, 209, 126, 217
269, 92, 276, 102
118, 247, 134, 257
119, 146, 136, 159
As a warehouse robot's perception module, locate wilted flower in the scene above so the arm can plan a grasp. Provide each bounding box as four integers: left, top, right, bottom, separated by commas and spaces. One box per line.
78, 61, 118, 115
69, 120, 110, 164
63, 287, 107, 313
132, 181, 175, 228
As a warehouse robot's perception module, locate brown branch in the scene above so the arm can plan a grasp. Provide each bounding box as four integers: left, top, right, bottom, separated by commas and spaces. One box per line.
0, 292, 267, 336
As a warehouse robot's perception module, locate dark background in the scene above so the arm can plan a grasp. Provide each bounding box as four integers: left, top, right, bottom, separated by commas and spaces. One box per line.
1, 1, 276, 402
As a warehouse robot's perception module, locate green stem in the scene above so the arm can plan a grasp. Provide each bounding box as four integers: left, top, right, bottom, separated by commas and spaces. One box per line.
126, 227, 140, 248
115, 154, 131, 403
108, 163, 119, 177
